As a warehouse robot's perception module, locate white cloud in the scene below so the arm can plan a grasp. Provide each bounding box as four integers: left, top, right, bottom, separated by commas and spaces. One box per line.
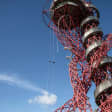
28, 91, 57, 105
0, 74, 45, 93
0, 73, 57, 105
28, 99, 33, 104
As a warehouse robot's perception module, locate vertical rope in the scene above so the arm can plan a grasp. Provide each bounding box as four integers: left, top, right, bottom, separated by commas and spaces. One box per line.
57, 39, 59, 53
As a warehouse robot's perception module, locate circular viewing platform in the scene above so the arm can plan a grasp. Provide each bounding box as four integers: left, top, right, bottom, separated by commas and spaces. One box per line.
50, 0, 90, 29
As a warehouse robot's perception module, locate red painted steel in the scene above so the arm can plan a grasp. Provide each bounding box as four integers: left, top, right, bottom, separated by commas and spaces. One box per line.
43, 0, 112, 111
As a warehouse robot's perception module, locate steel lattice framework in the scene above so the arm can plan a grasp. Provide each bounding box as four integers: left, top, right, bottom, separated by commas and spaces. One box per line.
42, 0, 112, 111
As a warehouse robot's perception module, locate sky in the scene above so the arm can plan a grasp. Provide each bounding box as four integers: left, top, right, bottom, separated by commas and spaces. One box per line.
0, 0, 112, 112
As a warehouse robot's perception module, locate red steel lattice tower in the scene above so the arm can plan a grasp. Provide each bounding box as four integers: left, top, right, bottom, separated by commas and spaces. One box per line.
43, 0, 112, 111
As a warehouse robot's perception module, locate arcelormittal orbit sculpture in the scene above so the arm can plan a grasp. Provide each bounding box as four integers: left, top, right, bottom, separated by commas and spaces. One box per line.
42, 0, 112, 111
